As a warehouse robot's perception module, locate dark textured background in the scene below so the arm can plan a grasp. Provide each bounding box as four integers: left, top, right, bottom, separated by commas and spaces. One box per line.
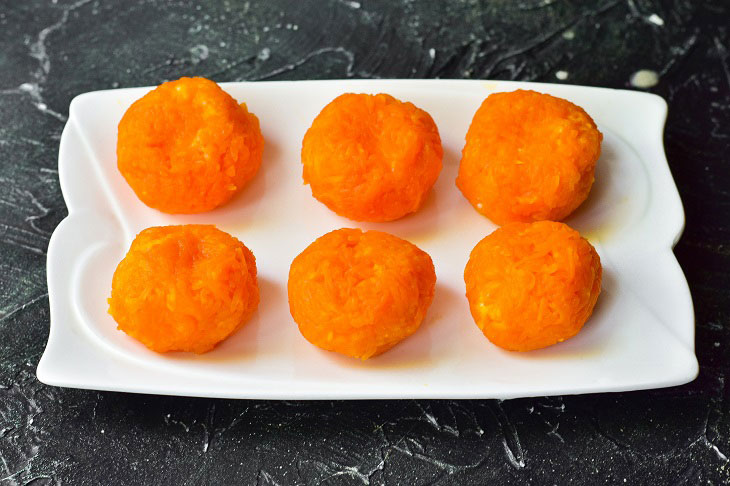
1, 0, 729, 484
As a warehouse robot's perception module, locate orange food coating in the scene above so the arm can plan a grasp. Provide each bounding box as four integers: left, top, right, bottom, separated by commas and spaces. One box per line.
288, 228, 436, 359
108, 225, 259, 353
464, 221, 601, 351
117, 77, 264, 214
301, 93, 443, 222
456, 90, 602, 225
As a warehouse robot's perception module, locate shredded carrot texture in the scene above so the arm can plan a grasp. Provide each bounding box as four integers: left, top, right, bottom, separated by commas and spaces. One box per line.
302, 93, 443, 222
288, 228, 436, 359
108, 225, 259, 353
457, 89, 602, 224
117, 77, 264, 214
464, 221, 602, 351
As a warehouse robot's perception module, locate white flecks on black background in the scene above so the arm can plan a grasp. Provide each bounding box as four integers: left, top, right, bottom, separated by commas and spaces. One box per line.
1, 0, 729, 484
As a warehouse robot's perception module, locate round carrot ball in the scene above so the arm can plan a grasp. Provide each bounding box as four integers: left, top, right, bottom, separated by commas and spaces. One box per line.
288, 228, 436, 359
456, 90, 602, 225
108, 225, 259, 354
464, 221, 602, 352
117, 77, 264, 214
301, 93, 443, 222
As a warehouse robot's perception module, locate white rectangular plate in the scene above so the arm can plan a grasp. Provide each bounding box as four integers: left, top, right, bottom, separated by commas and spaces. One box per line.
38, 79, 697, 399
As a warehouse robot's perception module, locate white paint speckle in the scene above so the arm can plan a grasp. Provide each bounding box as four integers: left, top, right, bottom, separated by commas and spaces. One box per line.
630, 69, 659, 88
709, 441, 728, 461
555, 70, 568, 80
189, 44, 209, 64
257, 47, 271, 61
562, 30, 575, 40
648, 14, 664, 26
428, 48, 435, 59
341, 0, 361, 8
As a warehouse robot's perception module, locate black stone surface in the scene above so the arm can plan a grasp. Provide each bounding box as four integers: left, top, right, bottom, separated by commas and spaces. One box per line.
1, 0, 729, 484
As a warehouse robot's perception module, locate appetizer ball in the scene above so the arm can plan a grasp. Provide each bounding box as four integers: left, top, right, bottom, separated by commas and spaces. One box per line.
108, 225, 259, 353
288, 228, 436, 359
456, 90, 602, 225
117, 77, 264, 214
464, 221, 602, 351
301, 93, 443, 222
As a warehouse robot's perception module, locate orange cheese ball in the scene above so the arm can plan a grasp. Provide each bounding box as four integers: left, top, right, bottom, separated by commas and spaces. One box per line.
301, 93, 443, 222
288, 228, 436, 359
117, 77, 264, 214
108, 225, 259, 353
456, 90, 602, 225
464, 221, 602, 351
